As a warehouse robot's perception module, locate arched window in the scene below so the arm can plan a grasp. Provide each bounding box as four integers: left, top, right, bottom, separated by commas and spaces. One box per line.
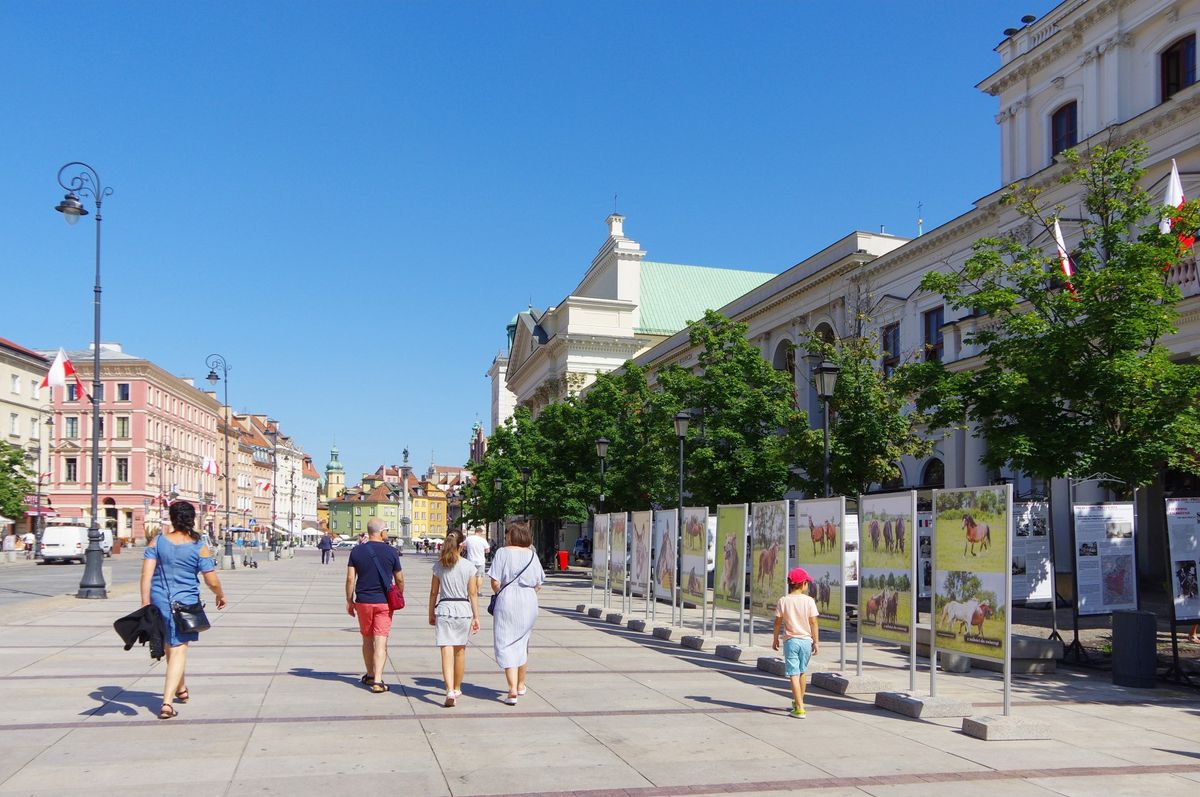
1050, 101, 1077, 157
921, 458, 945, 489
881, 465, 904, 491
772, 340, 797, 405
1162, 34, 1196, 102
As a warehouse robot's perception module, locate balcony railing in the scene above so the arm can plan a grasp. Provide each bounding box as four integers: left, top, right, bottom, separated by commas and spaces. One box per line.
1165, 256, 1200, 298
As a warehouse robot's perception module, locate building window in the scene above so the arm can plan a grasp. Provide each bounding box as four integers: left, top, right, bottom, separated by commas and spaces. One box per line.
1162, 34, 1196, 102
95, 383, 105, 402
332, 520, 337, 530
67, 384, 78, 402
66, 457, 78, 482
881, 323, 900, 377
116, 457, 129, 482
1050, 101, 1077, 157
8, 413, 17, 435
115, 416, 130, 438
921, 458, 945, 489
10, 374, 19, 394
65, 417, 79, 438
117, 383, 130, 401
355, 521, 361, 531
30, 417, 39, 438
95, 458, 103, 481
98, 415, 105, 436
923, 307, 945, 362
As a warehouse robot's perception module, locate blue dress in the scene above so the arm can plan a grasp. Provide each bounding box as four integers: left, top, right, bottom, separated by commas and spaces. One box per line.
145, 534, 215, 646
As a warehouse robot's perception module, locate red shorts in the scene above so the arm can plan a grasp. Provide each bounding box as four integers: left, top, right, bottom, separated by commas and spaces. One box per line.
355, 602, 393, 637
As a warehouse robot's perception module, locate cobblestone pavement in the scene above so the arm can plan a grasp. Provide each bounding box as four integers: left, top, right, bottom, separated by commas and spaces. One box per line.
1, 550, 1198, 796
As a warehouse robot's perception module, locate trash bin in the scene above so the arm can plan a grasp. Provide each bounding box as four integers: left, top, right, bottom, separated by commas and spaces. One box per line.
556, 550, 569, 571
1111, 609, 1157, 688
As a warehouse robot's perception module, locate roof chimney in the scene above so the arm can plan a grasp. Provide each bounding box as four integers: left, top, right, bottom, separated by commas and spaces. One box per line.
606, 213, 625, 239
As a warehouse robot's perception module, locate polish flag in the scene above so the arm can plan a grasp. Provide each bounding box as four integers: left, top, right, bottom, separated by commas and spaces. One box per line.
202, 458, 220, 477
1053, 219, 1079, 299
1160, 159, 1195, 250
257, 479, 272, 493
38, 348, 87, 396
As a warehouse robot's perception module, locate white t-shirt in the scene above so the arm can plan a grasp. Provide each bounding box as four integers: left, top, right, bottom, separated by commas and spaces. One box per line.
462, 534, 490, 566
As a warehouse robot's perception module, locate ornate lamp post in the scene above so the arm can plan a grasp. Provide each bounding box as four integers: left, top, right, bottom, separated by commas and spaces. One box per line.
205, 355, 234, 566
493, 476, 504, 549
811, 359, 841, 497
266, 419, 279, 559
673, 411, 690, 625
595, 437, 609, 516
55, 161, 112, 600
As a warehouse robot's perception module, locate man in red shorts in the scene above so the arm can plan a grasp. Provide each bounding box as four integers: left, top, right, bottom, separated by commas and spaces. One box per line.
346, 519, 404, 692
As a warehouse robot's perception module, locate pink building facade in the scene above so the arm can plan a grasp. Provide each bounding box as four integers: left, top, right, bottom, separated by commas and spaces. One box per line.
43, 344, 222, 542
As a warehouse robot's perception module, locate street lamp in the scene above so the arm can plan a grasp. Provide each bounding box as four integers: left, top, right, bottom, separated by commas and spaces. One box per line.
493, 476, 504, 548
673, 411, 690, 624
205, 354, 233, 566
811, 359, 841, 497
520, 467, 531, 519
55, 161, 112, 600
266, 419, 279, 559
595, 437, 609, 516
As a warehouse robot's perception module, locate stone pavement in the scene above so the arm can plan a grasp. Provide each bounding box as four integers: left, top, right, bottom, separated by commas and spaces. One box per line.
1, 551, 1199, 796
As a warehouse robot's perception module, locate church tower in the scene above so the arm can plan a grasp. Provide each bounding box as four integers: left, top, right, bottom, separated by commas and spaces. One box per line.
325, 446, 346, 500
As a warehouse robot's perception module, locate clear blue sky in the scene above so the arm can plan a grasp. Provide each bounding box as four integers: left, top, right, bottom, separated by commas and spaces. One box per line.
1, 1, 1052, 483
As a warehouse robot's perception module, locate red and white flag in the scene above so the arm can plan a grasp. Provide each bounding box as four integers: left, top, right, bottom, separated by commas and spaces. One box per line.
1160, 159, 1195, 250
202, 457, 220, 477
1053, 219, 1075, 278
38, 348, 87, 396
257, 479, 272, 493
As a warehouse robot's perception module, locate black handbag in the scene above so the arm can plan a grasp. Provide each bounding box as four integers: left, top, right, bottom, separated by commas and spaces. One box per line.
157, 535, 211, 634
488, 551, 534, 615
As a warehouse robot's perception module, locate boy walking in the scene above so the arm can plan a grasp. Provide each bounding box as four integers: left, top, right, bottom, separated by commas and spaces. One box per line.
772, 567, 819, 718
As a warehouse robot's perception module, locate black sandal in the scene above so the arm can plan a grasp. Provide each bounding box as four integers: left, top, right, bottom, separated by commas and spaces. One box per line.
158, 704, 178, 720
175, 687, 189, 703
359, 674, 375, 685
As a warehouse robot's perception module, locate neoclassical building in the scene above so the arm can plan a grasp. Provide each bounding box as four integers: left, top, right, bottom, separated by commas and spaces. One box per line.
626, 0, 1200, 577
490, 213, 775, 423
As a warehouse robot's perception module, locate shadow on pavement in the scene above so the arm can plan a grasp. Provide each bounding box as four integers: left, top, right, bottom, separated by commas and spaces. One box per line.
83, 686, 162, 718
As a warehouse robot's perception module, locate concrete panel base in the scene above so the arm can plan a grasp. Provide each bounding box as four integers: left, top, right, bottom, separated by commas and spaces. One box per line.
652, 626, 677, 640
962, 714, 1051, 740
811, 672, 889, 695
757, 656, 786, 676
575, 604, 588, 613
587, 608, 604, 618
605, 612, 624, 625
940, 651, 972, 673
874, 691, 972, 719
714, 644, 743, 662
627, 619, 647, 632
681, 635, 707, 650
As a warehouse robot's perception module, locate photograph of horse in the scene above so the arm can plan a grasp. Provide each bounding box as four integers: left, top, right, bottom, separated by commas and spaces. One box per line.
961, 513, 991, 557
630, 515, 650, 590
654, 520, 675, 593
933, 487, 1007, 574
932, 569, 1006, 659
719, 532, 740, 599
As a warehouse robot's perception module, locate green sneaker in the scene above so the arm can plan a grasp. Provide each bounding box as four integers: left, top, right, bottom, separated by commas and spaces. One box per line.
789, 706, 807, 719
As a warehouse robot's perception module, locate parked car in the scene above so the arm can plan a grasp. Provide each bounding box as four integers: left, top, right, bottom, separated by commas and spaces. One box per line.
40, 525, 112, 563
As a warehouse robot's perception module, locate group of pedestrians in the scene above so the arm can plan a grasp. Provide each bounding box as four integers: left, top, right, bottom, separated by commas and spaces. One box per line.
348, 519, 545, 706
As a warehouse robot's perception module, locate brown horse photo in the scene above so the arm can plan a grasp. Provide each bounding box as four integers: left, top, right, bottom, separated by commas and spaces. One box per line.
809, 519, 824, 555
756, 541, 779, 588
961, 513, 991, 557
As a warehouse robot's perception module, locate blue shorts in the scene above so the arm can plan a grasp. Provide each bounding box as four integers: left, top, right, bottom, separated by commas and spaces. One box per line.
782, 637, 813, 676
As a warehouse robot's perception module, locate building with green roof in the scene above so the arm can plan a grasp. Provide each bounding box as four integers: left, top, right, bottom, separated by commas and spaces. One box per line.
492, 214, 775, 421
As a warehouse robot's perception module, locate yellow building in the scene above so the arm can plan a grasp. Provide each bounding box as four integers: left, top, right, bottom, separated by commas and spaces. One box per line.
412, 479, 447, 538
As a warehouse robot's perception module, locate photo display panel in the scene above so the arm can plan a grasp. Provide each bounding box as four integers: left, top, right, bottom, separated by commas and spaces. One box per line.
857, 492, 917, 644
794, 497, 844, 631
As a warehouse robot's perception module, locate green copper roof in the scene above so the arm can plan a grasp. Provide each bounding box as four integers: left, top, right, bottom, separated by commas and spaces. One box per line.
636, 261, 776, 335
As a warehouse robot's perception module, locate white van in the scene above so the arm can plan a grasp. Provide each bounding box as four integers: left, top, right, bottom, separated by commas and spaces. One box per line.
40, 525, 113, 563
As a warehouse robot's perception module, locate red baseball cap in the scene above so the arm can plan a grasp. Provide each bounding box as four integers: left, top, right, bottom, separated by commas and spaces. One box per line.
787, 567, 812, 585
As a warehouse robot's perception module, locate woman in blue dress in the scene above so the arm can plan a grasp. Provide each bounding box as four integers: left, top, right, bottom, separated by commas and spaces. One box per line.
140, 501, 227, 719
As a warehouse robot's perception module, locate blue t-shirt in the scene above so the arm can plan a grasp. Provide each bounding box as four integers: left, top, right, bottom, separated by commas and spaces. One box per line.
348, 541, 402, 603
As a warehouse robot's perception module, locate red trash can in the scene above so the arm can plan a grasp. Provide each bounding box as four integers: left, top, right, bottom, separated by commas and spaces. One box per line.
556, 550, 569, 571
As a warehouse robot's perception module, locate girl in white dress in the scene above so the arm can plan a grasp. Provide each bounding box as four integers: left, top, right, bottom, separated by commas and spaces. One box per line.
487, 521, 545, 705
429, 530, 479, 707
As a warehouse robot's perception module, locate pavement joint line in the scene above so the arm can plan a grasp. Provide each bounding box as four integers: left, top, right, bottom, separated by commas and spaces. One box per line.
471, 763, 1200, 797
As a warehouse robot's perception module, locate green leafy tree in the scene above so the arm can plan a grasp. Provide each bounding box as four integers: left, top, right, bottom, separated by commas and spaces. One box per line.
0, 441, 35, 523
903, 142, 1200, 489
526, 398, 594, 524
658, 311, 821, 507
802, 329, 933, 496
580, 364, 675, 511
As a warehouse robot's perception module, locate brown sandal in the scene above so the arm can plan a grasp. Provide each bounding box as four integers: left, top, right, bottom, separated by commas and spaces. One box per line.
158, 704, 178, 720
175, 687, 189, 703
369, 682, 389, 694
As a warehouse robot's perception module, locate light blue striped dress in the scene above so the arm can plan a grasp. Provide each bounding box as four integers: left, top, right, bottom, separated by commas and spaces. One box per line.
488, 547, 545, 668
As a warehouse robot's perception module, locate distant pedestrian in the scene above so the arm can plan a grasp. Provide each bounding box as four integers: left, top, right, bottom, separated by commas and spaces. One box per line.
772, 567, 819, 719
22, 531, 35, 559
141, 501, 227, 720
358, 533, 368, 545
317, 531, 333, 565
461, 527, 491, 595
346, 519, 404, 692
429, 530, 479, 707
1, 534, 15, 556
488, 521, 545, 705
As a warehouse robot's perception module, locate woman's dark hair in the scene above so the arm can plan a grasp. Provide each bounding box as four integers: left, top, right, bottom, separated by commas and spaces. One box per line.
505, 521, 532, 548
169, 501, 200, 541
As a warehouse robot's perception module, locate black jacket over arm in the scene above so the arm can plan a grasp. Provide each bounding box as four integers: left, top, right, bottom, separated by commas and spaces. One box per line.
113, 604, 166, 660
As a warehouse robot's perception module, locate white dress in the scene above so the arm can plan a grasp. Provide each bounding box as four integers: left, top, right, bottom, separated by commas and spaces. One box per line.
488, 547, 545, 669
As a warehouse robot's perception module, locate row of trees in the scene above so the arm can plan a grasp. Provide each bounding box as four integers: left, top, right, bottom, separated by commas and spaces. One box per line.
464, 142, 1200, 531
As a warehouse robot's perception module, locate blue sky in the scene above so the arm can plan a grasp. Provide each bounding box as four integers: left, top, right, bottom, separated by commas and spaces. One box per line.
1, 1, 1052, 483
